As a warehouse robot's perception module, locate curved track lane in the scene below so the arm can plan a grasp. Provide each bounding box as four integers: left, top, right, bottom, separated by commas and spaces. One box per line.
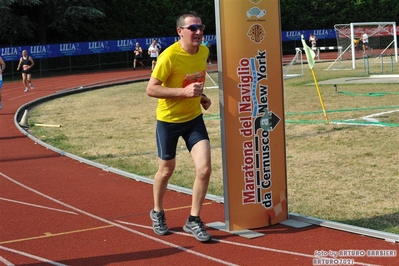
0, 67, 398, 266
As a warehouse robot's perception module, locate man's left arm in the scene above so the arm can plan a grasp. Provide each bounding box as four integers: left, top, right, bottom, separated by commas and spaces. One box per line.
200, 94, 211, 110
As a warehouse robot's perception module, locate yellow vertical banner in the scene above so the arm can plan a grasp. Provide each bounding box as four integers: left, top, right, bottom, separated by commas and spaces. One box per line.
215, 0, 287, 231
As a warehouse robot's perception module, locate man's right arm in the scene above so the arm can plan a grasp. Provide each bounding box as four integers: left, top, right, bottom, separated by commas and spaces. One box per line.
146, 76, 203, 99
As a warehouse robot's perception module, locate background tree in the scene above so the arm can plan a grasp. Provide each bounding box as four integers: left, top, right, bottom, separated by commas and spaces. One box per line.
92, 0, 216, 40
0, 0, 105, 45
280, 0, 399, 30
1, 0, 399, 46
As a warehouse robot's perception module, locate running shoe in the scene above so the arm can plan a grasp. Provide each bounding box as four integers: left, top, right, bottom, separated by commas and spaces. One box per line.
0, 101, 2, 110
150, 209, 169, 236
183, 217, 212, 242
24, 88, 28, 92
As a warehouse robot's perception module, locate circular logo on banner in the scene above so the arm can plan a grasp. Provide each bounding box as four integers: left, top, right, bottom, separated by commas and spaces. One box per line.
247, 24, 266, 43
249, 0, 262, 4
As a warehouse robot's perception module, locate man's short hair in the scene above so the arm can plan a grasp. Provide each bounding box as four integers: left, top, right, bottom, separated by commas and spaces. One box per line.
176, 11, 201, 28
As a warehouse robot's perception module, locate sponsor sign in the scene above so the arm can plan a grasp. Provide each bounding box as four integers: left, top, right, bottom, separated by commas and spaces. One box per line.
215, 0, 287, 230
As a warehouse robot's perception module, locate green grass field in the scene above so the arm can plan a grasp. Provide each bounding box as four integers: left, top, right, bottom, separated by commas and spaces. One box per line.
29, 59, 399, 234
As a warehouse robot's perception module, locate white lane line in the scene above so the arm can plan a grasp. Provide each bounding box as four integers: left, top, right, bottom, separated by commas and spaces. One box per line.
362, 109, 399, 122
0, 172, 237, 266
0, 246, 66, 266
331, 122, 386, 127
0, 197, 78, 215
362, 117, 380, 123
0, 256, 15, 266
116, 221, 381, 266
329, 109, 399, 127
7, 92, 39, 101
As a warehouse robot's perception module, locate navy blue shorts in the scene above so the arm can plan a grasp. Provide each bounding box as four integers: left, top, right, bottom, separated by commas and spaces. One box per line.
156, 114, 209, 160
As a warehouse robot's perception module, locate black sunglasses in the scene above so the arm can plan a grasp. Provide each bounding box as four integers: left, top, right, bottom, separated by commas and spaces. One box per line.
180, 24, 206, 32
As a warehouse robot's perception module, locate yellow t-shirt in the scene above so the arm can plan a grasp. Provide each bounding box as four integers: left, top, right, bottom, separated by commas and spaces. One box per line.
152, 42, 209, 123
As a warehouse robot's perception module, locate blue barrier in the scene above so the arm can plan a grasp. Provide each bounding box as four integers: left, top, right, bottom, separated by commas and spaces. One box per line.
0, 35, 218, 62
1, 29, 336, 62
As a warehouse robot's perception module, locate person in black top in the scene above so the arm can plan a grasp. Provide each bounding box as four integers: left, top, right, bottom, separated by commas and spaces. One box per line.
17, 50, 35, 92
133, 42, 145, 70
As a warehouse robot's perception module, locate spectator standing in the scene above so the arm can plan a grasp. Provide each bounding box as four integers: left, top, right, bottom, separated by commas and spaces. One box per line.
148, 39, 161, 72
201, 37, 211, 64
362, 31, 369, 53
133, 42, 145, 70
309, 33, 318, 58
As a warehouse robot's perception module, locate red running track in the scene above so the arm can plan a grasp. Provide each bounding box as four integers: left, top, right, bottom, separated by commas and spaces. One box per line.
0, 66, 398, 266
